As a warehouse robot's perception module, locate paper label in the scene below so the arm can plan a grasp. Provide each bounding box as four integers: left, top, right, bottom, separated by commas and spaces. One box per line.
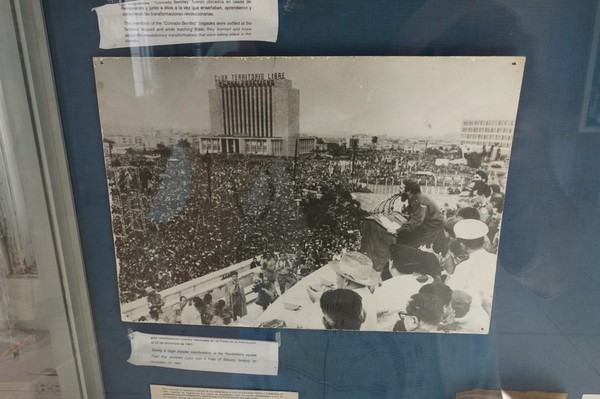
150, 385, 297, 399
93, 0, 278, 49
127, 332, 278, 375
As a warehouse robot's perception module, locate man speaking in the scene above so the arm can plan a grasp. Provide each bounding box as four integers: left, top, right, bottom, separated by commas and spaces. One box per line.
392, 179, 445, 249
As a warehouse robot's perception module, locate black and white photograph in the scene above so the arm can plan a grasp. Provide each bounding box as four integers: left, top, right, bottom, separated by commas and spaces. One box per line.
94, 56, 524, 333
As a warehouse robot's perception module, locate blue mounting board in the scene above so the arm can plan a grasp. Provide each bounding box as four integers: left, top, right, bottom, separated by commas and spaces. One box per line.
42, 1, 600, 398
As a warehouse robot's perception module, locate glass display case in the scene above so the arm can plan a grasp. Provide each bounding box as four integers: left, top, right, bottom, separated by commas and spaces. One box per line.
2, 0, 600, 398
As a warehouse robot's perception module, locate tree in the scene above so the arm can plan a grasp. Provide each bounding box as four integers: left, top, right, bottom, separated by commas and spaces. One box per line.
372, 136, 378, 144
177, 138, 191, 148
425, 147, 443, 157
103, 138, 115, 156
464, 152, 483, 168
154, 144, 172, 157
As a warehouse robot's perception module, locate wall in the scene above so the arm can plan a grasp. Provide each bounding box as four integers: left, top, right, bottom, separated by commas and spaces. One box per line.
121, 258, 259, 322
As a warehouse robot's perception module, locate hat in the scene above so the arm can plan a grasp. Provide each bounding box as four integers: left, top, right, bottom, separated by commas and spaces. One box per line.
145, 287, 156, 295
453, 219, 489, 240
329, 251, 379, 286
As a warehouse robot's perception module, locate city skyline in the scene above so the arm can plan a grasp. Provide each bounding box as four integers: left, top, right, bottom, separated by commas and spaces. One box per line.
94, 57, 524, 139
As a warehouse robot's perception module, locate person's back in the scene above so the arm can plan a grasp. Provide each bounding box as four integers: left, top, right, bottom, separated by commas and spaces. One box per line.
181, 299, 202, 325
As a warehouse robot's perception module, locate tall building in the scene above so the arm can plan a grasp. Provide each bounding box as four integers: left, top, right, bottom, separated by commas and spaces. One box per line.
201, 75, 314, 156
460, 119, 515, 157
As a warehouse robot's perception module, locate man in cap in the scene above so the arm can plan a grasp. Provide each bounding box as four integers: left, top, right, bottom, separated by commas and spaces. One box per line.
393, 179, 445, 249
446, 219, 497, 318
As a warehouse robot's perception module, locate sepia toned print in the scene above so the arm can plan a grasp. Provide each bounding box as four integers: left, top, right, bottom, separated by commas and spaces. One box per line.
94, 56, 524, 333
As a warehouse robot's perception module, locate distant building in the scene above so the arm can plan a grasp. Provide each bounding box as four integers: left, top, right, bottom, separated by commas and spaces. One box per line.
104, 131, 200, 153
201, 75, 314, 156
346, 134, 373, 149
460, 119, 515, 158
403, 140, 429, 154
104, 75, 316, 157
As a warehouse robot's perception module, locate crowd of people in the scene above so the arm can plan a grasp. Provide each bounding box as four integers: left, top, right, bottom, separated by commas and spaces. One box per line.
351, 149, 475, 188
143, 291, 236, 325
252, 171, 504, 333
107, 144, 506, 333
109, 149, 365, 303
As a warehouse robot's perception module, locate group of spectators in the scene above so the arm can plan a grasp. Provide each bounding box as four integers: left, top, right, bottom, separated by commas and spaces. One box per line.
109, 149, 365, 304
293, 216, 497, 333
141, 271, 249, 325
107, 145, 506, 333
304, 170, 503, 332
352, 149, 475, 187
143, 291, 235, 326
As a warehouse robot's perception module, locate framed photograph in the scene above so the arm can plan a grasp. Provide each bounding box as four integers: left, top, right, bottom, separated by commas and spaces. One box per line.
94, 56, 524, 333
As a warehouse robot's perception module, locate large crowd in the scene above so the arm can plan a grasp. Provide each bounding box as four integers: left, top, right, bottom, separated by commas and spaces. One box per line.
109, 148, 366, 303
351, 149, 474, 186
108, 144, 507, 333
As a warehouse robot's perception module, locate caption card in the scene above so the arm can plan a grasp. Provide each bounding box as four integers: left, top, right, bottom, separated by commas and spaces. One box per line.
93, 0, 278, 49
128, 332, 278, 375
150, 385, 297, 399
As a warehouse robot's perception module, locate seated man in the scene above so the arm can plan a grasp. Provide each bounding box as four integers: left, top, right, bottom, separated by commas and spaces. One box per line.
148, 309, 168, 323
417, 283, 488, 333
380, 243, 441, 281
393, 292, 444, 333
329, 251, 380, 330
305, 251, 379, 330
320, 289, 365, 331
213, 299, 233, 325
418, 283, 454, 326
252, 273, 278, 311
440, 290, 490, 333
375, 244, 440, 330
393, 179, 445, 249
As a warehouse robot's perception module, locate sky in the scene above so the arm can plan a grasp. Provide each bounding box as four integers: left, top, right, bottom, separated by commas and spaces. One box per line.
94, 56, 525, 138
